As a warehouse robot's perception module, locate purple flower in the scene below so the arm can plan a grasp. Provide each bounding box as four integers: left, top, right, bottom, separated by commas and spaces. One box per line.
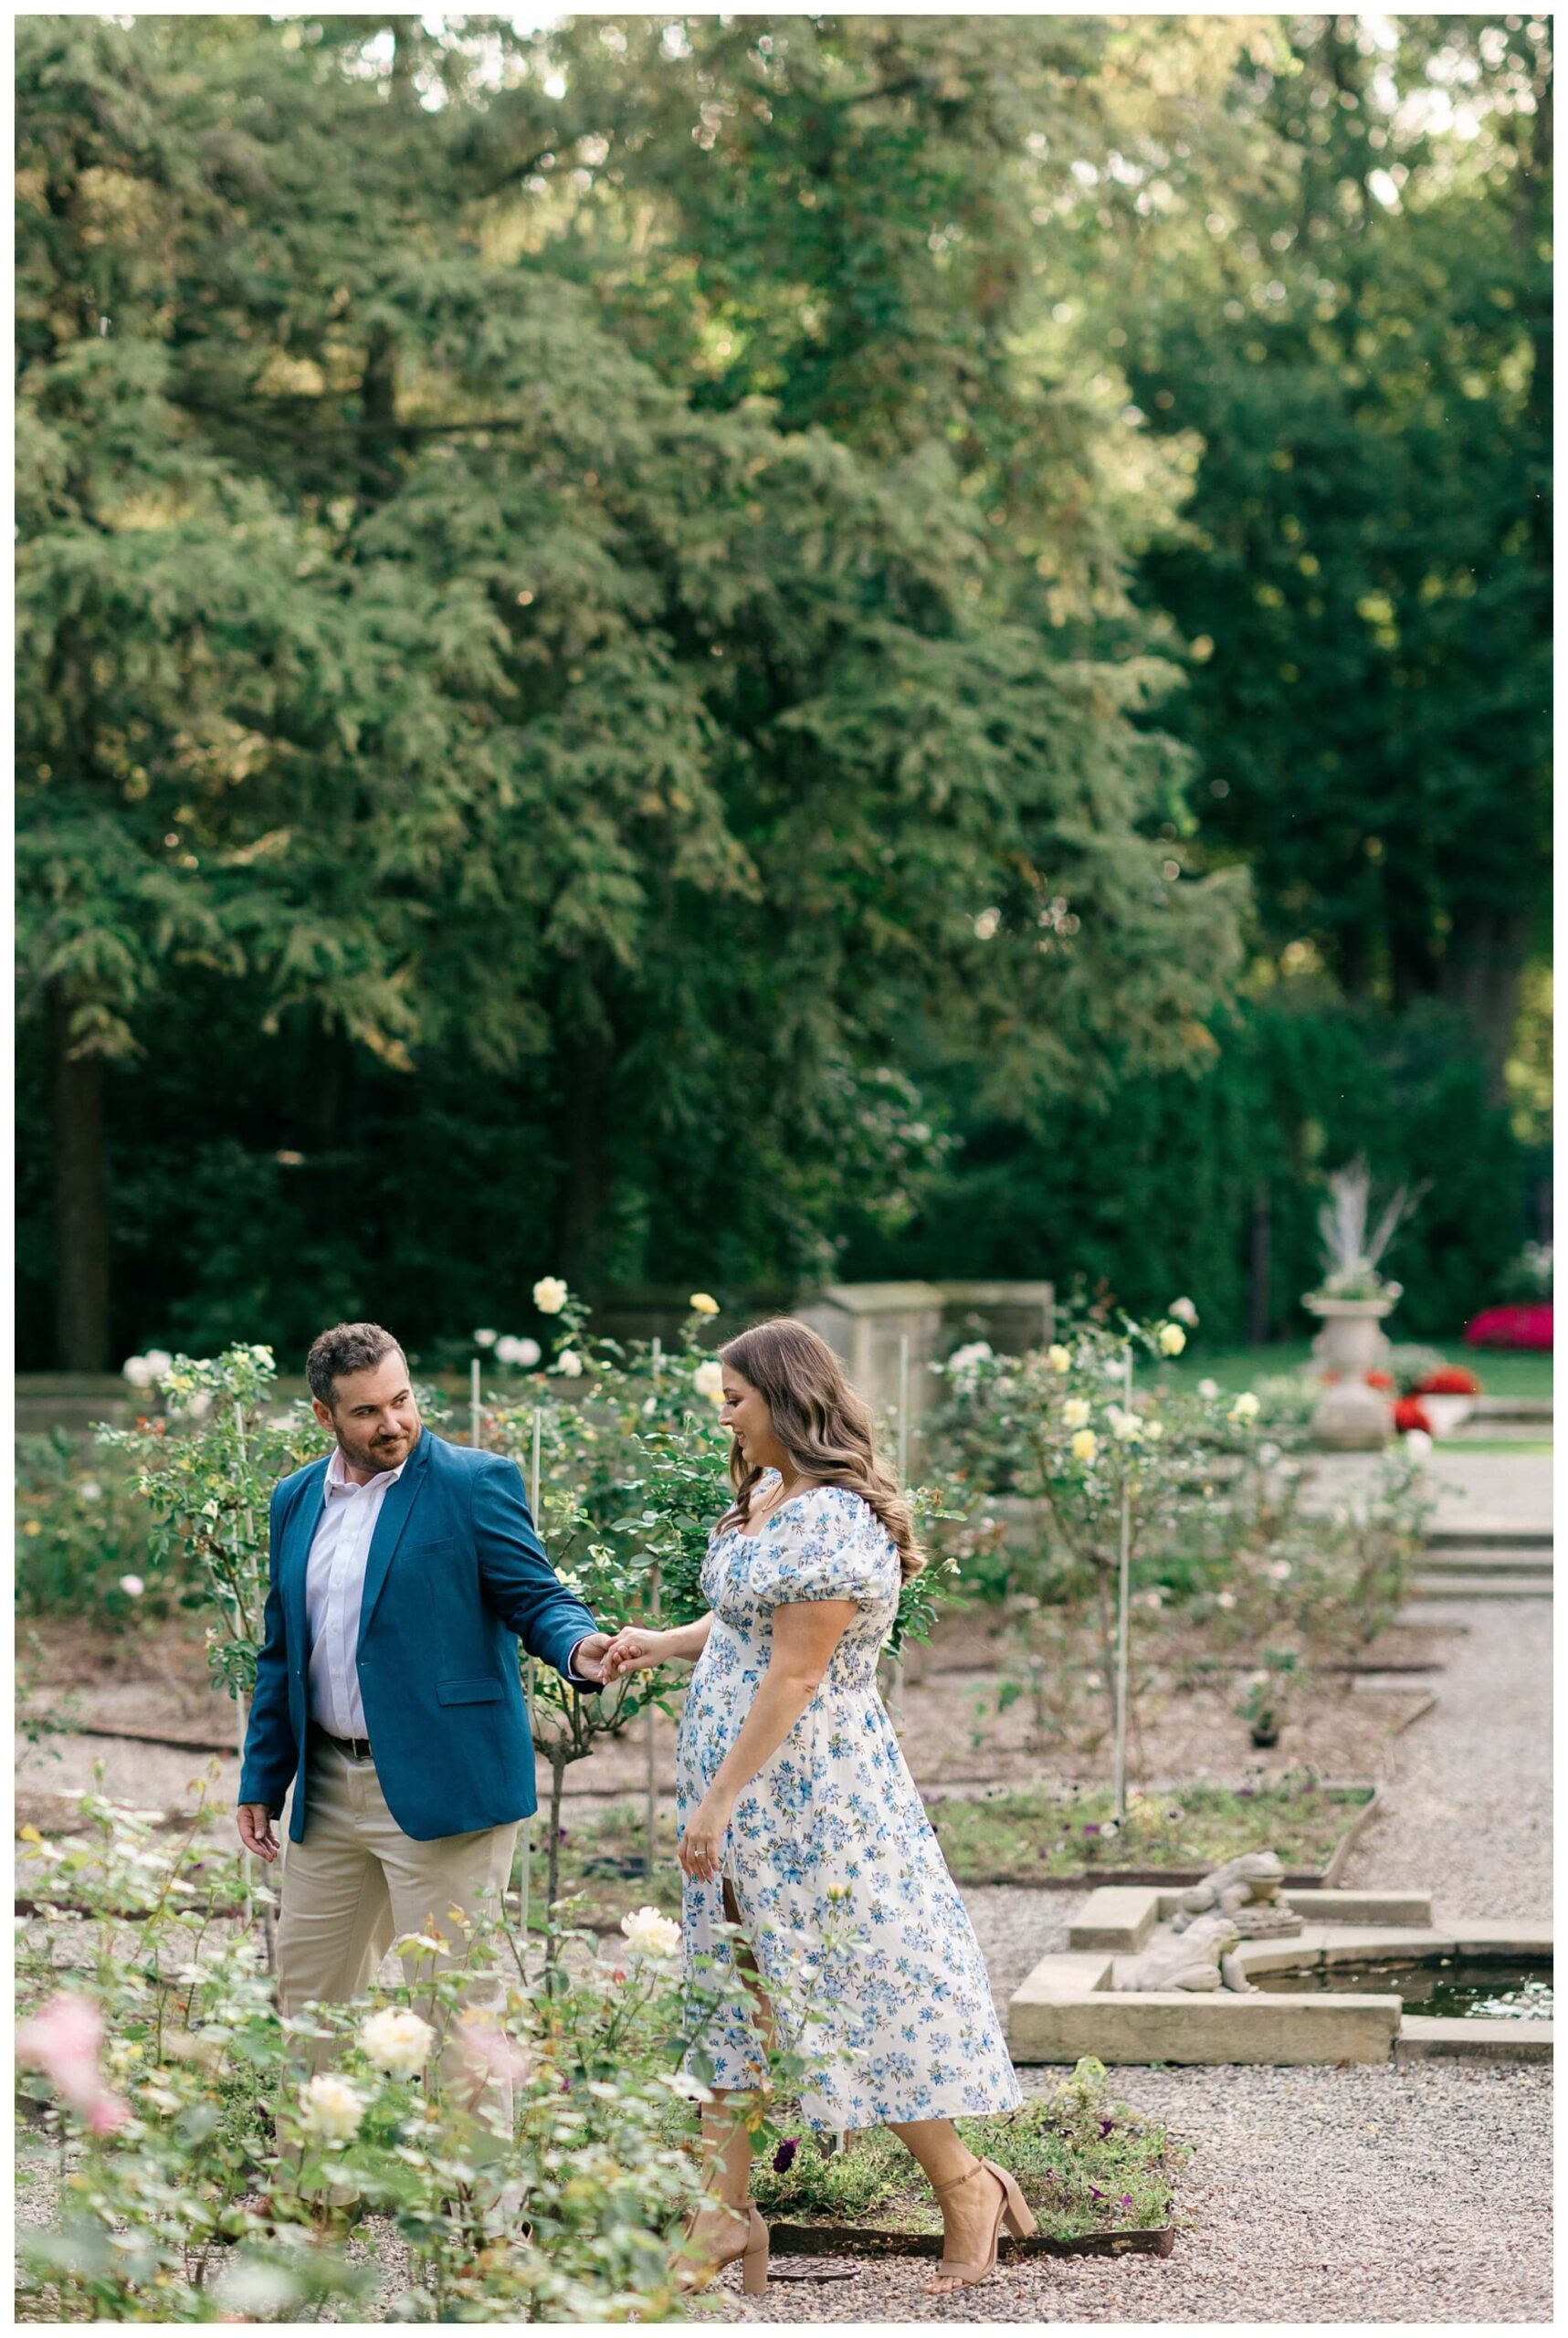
1121, 2195, 1134, 2208
1089, 2185, 1104, 2201
1099, 2118, 1115, 2137
1083, 1822, 1100, 1837
772, 2138, 799, 2175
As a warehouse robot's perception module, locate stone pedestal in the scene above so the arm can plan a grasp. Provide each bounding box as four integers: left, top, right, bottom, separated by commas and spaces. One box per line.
795, 1282, 948, 1444
1305, 1295, 1397, 1450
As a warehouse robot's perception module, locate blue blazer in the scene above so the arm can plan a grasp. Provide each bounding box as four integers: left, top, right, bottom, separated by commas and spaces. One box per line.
237, 1429, 600, 1843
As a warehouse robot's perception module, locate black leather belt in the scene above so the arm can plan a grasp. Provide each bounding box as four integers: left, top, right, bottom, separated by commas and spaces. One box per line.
310, 1719, 374, 1761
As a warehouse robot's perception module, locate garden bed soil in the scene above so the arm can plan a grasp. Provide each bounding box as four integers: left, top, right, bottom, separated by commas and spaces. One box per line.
767, 2220, 1175, 2260
17, 1613, 1437, 1818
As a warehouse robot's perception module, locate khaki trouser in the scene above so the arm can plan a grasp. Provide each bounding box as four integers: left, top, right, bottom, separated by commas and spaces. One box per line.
275, 1732, 521, 2148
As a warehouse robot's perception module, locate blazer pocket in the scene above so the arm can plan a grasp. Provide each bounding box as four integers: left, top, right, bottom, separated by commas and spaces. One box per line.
437, 1677, 505, 1704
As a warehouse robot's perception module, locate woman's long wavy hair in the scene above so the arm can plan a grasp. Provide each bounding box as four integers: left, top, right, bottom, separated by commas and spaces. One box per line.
715, 1319, 926, 1582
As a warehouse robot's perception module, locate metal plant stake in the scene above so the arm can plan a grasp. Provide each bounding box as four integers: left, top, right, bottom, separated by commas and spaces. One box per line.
1113, 1342, 1133, 1827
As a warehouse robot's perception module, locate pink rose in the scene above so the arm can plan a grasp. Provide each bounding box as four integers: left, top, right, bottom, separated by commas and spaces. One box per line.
16, 1994, 129, 2133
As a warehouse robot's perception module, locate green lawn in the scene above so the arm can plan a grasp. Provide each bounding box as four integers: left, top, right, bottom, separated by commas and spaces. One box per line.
1158, 1337, 1552, 1400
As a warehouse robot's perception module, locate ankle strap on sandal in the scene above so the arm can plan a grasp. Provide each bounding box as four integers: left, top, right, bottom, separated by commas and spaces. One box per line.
931, 2156, 989, 2200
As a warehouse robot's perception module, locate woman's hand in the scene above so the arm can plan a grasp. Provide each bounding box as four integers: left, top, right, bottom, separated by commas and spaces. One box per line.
602, 1625, 668, 1680
678, 1790, 733, 1883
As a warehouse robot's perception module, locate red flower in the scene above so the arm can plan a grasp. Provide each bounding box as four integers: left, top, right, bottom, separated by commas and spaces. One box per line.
1394, 1396, 1432, 1434
1464, 1303, 1552, 1352
1365, 1369, 1394, 1391
1415, 1365, 1482, 1395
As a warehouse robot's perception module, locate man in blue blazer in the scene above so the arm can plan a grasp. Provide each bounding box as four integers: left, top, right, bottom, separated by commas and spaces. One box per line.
237, 1320, 611, 2129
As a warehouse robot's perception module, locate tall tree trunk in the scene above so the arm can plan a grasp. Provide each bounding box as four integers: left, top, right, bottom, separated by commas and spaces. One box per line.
557, 1028, 614, 1300
1436, 909, 1536, 1108
48, 984, 110, 1370
1247, 1181, 1272, 1345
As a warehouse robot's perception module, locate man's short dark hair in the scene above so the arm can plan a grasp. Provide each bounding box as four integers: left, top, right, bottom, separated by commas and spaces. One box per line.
307, 1322, 406, 1408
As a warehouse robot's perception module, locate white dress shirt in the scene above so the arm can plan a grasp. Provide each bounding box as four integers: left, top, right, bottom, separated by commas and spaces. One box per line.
305, 1446, 407, 1738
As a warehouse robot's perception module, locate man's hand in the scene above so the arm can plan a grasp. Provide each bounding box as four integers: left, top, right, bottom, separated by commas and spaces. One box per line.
237, 1804, 279, 1863
568, 1632, 615, 1687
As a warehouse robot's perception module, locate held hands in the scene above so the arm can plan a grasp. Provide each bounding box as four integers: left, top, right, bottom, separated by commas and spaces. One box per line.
569, 1632, 616, 1687
600, 1626, 669, 1682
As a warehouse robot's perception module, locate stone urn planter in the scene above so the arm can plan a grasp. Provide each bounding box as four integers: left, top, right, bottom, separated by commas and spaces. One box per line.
1305, 1294, 1397, 1450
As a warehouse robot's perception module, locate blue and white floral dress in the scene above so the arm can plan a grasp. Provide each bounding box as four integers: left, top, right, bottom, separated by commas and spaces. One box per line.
677, 1471, 1022, 2131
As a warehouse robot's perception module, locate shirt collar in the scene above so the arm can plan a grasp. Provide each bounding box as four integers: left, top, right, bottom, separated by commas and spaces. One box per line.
324, 1444, 408, 1498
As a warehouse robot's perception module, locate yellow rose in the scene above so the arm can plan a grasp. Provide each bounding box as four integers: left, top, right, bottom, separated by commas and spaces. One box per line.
1158, 1323, 1186, 1355
1047, 1344, 1072, 1374
688, 1292, 720, 1316
1063, 1398, 1091, 1430
1070, 1428, 1099, 1463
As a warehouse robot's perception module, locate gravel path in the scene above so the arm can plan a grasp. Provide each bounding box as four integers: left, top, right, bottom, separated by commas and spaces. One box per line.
710, 2060, 1552, 2323
712, 1587, 1553, 2325
1340, 1599, 1552, 1917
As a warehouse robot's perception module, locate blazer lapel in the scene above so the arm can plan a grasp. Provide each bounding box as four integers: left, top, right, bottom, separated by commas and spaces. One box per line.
284, 1461, 329, 1659
356, 1430, 433, 1648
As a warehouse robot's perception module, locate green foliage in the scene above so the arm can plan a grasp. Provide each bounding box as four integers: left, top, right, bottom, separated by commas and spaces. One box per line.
16, 1434, 153, 1619
16, 12, 1247, 1364
1125, 17, 1551, 1068
858, 993, 1537, 1340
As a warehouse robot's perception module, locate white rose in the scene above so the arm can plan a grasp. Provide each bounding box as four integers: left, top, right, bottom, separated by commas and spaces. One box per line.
1169, 1297, 1199, 1326
118, 1575, 145, 1598
298, 2072, 367, 2142
1107, 1406, 1142, 1442
1198, 1377, 1220, 1400
1047, 1344, 1071, 1374
691, 1359, 725, 1407
1404, 1428, 1433, 1459
473, 1329, 498, 1349
1143, 1418, 1164, 1440
144, 1350, 174, 1377
1268, 1560, 1292, 1582
79, 1481, 102, 1503
359, 2007, 435, 2078
1215, 1590, 1237, 1610
553, 1350, 584, 1378
496, 1334, 541, 1368
532, 1277, 570, 1316
1062, 1398, 1091, 1430
658, 2070, 713, 2102
620, 1905, 681, 1959
689, 1292, 720, 1317
1158, 1323, 1186, 1356
1230, 1392, 1261, 1423
1070, 1428, 1099, 1464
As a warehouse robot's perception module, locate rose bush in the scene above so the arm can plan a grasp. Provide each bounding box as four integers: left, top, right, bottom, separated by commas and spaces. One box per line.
16, 1785, 850, 2322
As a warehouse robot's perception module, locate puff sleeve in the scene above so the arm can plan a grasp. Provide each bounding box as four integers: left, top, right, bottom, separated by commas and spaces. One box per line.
747, 1484, 900, 1609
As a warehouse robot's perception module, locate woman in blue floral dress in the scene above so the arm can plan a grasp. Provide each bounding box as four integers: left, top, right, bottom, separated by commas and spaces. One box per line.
603, 1319, 1033, 2297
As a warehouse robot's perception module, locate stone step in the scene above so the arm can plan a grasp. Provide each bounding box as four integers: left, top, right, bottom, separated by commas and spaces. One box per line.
1426, 1519, 1552, 1551
1418, 1548, 1553, 1577
1470, 1395, 1552, 1423
1408, 1573, 1552, 1601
